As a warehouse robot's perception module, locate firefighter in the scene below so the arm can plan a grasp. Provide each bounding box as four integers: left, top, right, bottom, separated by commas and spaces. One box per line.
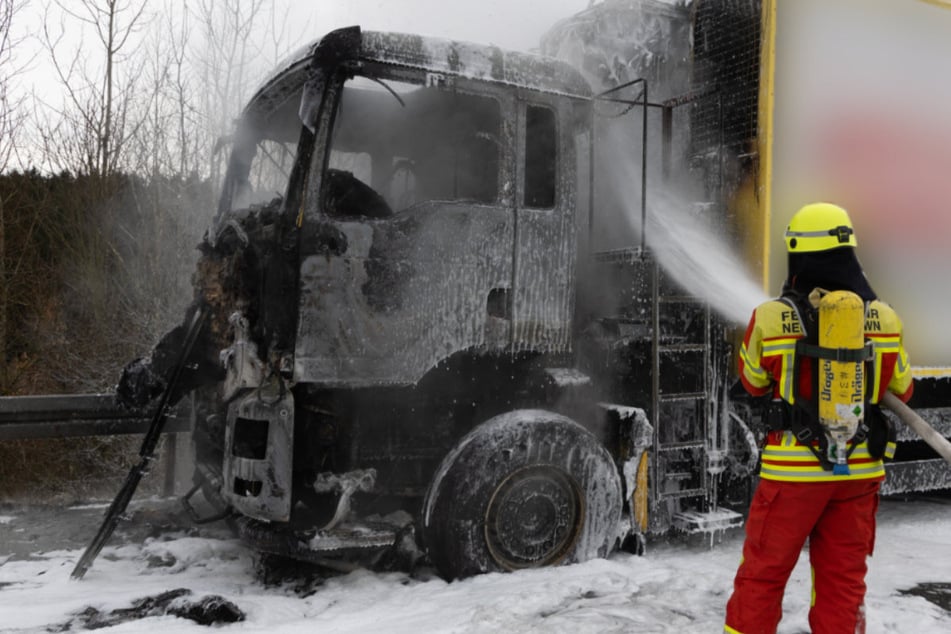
724, 202, 914, 634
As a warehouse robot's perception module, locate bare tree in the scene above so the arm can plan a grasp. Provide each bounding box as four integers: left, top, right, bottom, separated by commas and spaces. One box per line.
0, 0, 26, 172
263, 0, 312, 73
0, 0, 28, 392
167, 1, 201, 179
132, 12, 173, 178
192, 0, 265, 189
39, 0, 150, 176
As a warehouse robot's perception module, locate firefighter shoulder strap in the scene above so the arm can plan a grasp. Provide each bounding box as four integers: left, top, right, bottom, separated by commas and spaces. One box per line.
780, 289, 873, 474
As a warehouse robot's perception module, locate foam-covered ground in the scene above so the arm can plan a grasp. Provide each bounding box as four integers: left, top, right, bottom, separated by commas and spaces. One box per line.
1, 496, 949, 632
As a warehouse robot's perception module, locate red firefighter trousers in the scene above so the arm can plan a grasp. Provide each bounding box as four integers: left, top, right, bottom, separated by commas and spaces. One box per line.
724, 478, 880, 634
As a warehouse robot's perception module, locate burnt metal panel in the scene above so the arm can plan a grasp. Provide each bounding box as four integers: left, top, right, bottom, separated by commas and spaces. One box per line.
882, 459, 951, 495
540, 0, 692, 101
241, 26, 593, 126
360, 31, 593, 98
689, 0, 761, 192
223, 386, 295, 522
294, 203, 515, 386
512, 97, 578, 354
885, 407, 951, 442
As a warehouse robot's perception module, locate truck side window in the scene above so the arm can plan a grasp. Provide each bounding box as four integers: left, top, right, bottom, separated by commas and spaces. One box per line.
524, 105, 557, 209
328, 75, 501, 214
227, 137, 298, 213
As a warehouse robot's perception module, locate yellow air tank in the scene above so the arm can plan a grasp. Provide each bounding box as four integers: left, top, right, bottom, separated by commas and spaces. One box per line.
817, 290, 866, 475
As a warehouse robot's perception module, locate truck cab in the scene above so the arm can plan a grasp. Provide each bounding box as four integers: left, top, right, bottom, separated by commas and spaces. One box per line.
181, 26, 675, 578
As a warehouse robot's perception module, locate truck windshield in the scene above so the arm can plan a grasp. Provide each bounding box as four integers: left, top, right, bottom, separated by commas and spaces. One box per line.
220, 113, 300, 217
326, 74, 501, 215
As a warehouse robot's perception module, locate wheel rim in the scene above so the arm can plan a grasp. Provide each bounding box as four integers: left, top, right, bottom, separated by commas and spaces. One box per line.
484, 465, 584, 570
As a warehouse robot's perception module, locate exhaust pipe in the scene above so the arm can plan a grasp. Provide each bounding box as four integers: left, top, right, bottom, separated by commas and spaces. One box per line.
882, 391, 951, 465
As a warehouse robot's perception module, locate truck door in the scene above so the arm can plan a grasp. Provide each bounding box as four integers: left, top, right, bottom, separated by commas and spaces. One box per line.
294, 69, 519, 385
512, 96, 577, 354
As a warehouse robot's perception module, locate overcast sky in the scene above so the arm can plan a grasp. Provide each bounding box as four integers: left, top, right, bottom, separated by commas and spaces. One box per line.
3, 0, 593, 171
9, 0, 591, 120
12, 0, 592, 79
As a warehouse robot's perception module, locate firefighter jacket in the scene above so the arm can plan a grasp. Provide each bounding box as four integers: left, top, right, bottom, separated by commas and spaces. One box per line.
738, 297, 913, 482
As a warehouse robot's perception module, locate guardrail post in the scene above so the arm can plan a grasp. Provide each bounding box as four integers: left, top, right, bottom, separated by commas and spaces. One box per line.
164, 433, 178, 496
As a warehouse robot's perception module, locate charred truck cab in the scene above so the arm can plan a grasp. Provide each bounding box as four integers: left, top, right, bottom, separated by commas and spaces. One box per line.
162, 25, 740, 579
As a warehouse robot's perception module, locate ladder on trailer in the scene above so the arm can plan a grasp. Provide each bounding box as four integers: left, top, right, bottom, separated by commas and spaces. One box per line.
648, 261, 742, 534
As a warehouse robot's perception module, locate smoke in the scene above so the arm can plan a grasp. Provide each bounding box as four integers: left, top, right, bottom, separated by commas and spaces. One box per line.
595, 126, 769, 327
642, 192, 769, 325
543, 0, 768, 328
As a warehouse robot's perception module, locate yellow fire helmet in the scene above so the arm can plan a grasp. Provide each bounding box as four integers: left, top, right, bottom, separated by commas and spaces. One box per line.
784, 202, 857, 253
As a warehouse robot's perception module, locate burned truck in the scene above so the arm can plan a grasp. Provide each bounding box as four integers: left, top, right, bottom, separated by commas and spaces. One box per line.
7, 1, 949, 584
115, 25, 748, 579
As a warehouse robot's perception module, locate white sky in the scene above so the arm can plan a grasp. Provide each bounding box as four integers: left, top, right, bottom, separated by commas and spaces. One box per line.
3, 0, 591, 172
10, 0, 591, 102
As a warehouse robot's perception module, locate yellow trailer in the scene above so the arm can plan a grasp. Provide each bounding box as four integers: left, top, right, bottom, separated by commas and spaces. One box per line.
745, 0, 951, 492
750, 0, 951, 369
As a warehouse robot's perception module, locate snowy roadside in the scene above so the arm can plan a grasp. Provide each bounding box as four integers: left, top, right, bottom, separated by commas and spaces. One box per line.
0, 497, 949, 633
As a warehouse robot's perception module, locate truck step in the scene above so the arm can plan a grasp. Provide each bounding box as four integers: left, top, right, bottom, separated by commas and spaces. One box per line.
672, 508, 744, 534
234, 514, 412, 569
658, 392, 706, 403
658, 487, 706, 500
657, 440, 705, 451
307, 522, 398, 552
657, 343, 706, 354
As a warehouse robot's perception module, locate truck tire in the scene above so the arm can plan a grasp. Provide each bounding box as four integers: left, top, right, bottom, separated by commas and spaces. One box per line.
421, 409, 623, 580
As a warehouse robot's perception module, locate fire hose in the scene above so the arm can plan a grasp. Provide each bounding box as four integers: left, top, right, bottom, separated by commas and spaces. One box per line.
882, 391, 951, 465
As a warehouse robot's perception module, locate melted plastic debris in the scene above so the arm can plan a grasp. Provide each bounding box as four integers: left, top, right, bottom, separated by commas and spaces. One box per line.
545, 367, 592, 386
900, 583, 951, 613
54, 589, 245, 630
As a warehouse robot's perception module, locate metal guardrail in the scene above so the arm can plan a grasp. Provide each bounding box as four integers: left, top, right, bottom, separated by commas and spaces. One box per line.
0, 393, 192, 497
0, 394, 190, 440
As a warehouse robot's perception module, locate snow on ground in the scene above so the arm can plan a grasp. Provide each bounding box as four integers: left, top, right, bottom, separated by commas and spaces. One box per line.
0, 497, 950, 633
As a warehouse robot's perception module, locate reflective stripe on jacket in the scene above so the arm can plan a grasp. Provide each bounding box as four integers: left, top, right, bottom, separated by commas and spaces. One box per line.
761, 430, 885, 482
738, 297, 913, 483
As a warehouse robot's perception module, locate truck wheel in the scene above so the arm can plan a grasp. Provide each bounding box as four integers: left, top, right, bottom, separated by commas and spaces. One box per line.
421, 409, 622, 580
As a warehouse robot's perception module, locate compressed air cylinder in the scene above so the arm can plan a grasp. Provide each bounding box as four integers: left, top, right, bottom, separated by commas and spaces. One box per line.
817, 291, 866, 475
